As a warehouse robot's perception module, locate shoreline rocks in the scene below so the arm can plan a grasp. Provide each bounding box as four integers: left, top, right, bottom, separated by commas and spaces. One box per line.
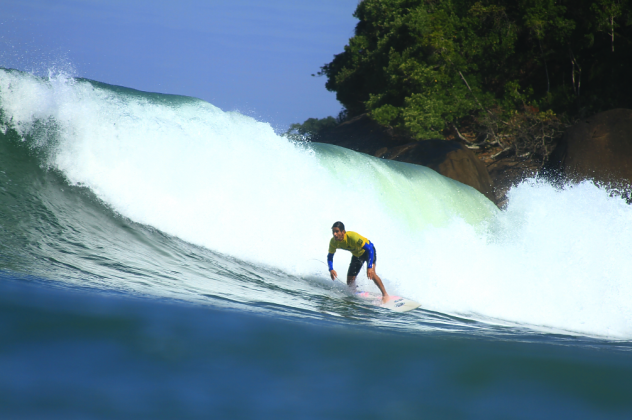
546, 109, 632, 196
313, 109, 632, 206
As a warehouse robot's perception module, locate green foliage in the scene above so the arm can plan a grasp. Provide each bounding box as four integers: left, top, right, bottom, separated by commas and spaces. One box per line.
504, 108, 566, 157
318, 0, 632, 146
283, 116, 338, 141
591, 0, 630, 52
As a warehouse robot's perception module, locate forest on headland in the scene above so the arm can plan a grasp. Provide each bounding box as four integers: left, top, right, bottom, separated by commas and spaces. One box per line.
288, 0, 632, 162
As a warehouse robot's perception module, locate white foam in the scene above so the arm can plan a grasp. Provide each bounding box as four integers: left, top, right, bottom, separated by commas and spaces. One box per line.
0, 68, 491, 263
2, 68, 631, 339
393, 179, 632, 339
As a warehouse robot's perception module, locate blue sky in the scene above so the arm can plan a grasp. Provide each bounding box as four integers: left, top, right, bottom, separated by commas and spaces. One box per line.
1, 0, 359, 131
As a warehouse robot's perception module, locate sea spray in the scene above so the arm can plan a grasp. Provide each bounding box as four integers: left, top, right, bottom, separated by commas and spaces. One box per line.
1, 67, 631, 339
0, 67, 494, 266
397, 179, 632, 339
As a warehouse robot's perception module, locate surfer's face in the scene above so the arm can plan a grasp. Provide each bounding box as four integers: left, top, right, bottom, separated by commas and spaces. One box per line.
332, 227, 345, 241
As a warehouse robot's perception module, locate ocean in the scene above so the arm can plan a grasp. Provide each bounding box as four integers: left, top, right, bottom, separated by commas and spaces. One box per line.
1, 67, 631, 419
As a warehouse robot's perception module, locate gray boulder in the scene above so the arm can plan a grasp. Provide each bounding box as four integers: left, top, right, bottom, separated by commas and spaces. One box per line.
547, 109, 632, 194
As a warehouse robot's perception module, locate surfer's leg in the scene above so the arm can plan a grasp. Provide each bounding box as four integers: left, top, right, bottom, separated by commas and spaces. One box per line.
366, 248, 387, 297
346, 275, 357, 290
369, 270, 383, 286
367, 268, 388, 300
347, 256, 364, 290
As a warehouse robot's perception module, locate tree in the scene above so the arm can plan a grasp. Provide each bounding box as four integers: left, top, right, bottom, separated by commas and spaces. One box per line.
283, 116, 338, 141
591, 0, 630, 52
316, 0, 632, 156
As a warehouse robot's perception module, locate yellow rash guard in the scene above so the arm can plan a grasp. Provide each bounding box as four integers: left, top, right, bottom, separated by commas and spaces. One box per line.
327, 231, 375, 270
328, 231, 369, 257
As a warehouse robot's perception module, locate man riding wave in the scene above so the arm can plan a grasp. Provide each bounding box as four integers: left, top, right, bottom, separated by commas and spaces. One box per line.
327, 221, 389, 303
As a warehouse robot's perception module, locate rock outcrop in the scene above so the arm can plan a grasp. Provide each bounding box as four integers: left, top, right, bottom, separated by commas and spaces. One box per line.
547, 109, 632, 193
377, 140, 496, 203
316, 114, 497, 203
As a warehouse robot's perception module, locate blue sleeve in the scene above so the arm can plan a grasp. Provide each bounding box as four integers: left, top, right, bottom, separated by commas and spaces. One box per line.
362, 242, 375, 269
327, 253, 334, 271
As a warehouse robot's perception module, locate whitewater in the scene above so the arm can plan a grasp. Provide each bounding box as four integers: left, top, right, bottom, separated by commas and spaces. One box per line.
1, 67, 631, 342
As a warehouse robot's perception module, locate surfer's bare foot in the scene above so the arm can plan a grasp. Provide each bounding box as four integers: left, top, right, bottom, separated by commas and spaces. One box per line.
381, 294, 390, 304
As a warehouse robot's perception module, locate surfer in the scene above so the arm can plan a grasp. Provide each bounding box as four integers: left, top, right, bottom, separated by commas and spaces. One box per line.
327, 221, 389, 303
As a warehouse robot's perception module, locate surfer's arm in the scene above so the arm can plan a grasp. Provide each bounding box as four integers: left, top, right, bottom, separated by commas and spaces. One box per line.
327, 253, 335, 271
361, 242, 375, 268
327, 253, 337, 280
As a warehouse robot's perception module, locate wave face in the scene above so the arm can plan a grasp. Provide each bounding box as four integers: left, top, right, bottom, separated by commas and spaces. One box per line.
1, 68, 631, 340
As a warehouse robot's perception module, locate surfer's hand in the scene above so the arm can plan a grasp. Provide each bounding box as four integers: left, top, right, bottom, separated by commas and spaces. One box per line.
367, 267, 376, 280
329, 270, 338, 281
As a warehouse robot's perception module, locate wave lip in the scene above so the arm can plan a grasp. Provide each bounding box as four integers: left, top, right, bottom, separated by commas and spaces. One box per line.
1, 67, 630, 340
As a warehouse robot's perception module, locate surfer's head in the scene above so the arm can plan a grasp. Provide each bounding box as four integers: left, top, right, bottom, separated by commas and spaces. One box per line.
331, 221, 345, 241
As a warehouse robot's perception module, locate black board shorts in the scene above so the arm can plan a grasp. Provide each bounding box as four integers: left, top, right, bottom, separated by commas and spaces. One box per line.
347, 247, 377, 277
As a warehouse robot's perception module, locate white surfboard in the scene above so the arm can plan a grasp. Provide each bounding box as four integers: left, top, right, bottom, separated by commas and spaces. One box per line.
354, 291, 420, 313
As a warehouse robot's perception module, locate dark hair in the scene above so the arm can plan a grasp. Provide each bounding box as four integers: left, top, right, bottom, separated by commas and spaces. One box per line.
331, 221, 345, 231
